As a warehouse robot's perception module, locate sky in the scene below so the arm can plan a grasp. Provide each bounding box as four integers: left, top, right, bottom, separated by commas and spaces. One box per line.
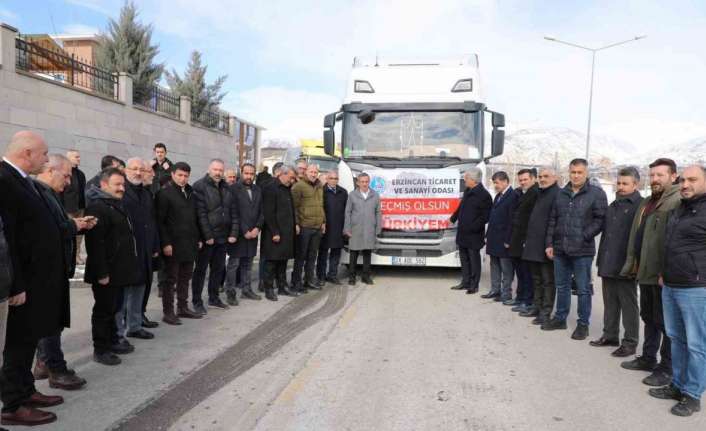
1, 0, 705, 151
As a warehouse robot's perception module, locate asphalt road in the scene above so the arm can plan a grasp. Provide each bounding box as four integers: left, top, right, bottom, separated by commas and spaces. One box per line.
18, 263, 706, 430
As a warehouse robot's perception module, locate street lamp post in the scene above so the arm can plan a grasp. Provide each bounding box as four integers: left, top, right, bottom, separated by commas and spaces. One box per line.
544, 35, 646, 161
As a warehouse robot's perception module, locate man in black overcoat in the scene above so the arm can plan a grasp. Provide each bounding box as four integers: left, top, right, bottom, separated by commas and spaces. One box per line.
225, 163, 264, 304
316, 170, 348, 285
0, 131, 66, 426
261, 166, 298, 301
449, 167, 492, 294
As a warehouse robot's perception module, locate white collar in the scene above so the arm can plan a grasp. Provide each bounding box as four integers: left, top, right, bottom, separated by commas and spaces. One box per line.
2, 157, 28, 178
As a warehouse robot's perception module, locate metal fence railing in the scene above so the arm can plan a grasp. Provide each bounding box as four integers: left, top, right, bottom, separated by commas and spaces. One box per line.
134, 85, 180, 119
191, 106, 230, 133
15, 36, 118, 100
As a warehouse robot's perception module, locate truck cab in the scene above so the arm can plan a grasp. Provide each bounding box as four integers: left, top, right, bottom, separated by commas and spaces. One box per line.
323, 55, 505, 267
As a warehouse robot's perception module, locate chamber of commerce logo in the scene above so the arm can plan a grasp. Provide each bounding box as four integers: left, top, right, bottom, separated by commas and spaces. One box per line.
370, 176, 386, 194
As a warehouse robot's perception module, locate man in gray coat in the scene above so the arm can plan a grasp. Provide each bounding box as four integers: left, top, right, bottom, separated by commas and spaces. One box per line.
344, 173, 382, 285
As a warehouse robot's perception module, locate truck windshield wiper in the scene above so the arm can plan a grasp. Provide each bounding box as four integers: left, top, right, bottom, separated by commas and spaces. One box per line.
407, 155, 463, 161
347, 155, 402, 161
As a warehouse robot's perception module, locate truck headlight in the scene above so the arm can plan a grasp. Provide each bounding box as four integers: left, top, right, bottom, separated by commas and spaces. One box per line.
451, 79, 473, 92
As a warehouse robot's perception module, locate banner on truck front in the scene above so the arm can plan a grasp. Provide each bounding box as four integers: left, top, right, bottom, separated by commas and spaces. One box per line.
367, 168, 461, 231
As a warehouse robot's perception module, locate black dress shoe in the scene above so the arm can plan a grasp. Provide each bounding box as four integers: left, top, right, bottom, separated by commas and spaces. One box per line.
314, 279, 326, 288
278, 286, 300, 297
362, 277, 374, 285
611, 345, 636, 357
541, 318, 567, 331
531, 316, 545, 325
450, 283, 465, 290
127, 329, 155, 340
265, 288, 278, 301
643, 369, 672, 387
465, 288, 478, 294
519, 308, 539, 317
110, 340, 134, 355
142, 315, 159, 328
94, 352, 121, 366
571, 324, 589, 340
493, 296, 503, 302
621, 356, 657, 372
671, 395, 701, 417
348, 277, 356, 286
589, 337, 620, 347
242, 289, 262, 300
326, 276, 341, 285
648, 384, 683, 400
481, 292, 500, 299
305, 282, 322, 291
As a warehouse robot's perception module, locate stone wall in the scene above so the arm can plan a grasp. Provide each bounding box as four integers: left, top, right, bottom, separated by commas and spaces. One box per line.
0, 24, 261, 177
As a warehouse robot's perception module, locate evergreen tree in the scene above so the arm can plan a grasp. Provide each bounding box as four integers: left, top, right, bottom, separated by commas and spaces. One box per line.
165, 50, 228, 118
95, 1, 164, 103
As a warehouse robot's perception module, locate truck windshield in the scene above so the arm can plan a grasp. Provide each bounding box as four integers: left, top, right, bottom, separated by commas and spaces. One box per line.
343, 111, 482, 160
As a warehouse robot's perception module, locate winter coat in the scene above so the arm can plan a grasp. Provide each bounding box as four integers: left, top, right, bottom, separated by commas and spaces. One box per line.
123, 182, 160, 285
193, 174, 232, 244
0, 214, 13, 302
344, 189, 382, 251
621, 184, 682, 284
36, 181, 78, 280
84, 173, 100, 207
0, 161, 68, 339
522, 183, 560, 263
485, 187, 518, 257
662, 194, 706, 288
261, 180, 297, 260
227, 181, 264, 258
596, 190, 642, 278
451, 183, 492, 250
153, 157, 174, 188
255, 171, 272, 185
291, 178, 326, 228
509, 183, 539, 257
321, 185, 348, 249
545, 182, 608, 257
84, 188, 141, 287
60, 166, 86, 213
156, 182, 201, 263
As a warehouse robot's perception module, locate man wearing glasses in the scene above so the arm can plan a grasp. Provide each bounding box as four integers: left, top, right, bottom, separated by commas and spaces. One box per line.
316, 170, 348, 285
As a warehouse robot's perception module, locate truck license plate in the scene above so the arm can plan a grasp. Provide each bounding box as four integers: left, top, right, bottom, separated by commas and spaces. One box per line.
391, 256, 427, 266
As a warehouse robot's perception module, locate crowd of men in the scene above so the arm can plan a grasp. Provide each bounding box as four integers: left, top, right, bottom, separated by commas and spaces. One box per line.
451, 158, 706, 417
0, 128, 703, 425
0, 131, 380, 427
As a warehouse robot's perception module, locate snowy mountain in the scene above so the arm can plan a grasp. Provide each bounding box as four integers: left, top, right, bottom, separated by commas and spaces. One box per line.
663, 137, 706, 165
497, 126, 640, 167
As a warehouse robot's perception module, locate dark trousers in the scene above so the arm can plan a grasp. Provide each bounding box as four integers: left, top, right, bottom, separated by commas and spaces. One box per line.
1, 336, 38, 413
601, 277, 639, 347
142, 267, 154, 313
163, 258, 194, 314
459, 247, 482, 290
529, 261, 555, 318
349, 249, 372, 279
36, 330, 67, 372
640, 283, 671, 371
292, 227, 322, 286
514, 258, 534, 304
191, 243, 227, 306
317, 246, 342, 280
91, 284, 122, 354
225, 255, 254, 293
263, 259, 288, 289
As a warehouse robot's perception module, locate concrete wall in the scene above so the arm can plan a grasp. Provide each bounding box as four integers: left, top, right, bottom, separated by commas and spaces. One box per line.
0, 24, 249, 177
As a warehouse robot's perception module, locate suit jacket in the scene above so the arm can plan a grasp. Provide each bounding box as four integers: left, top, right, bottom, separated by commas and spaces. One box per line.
486, 187, 518, 257
450, 183, 492, 250
0, 161, 68, 339
227, 181, 264, 258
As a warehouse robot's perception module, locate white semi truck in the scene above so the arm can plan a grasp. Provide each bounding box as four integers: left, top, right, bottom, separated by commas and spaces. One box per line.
323, 55, 505, 267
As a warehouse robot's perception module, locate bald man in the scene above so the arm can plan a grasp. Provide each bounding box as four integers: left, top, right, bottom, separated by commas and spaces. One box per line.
0, 131, 64, 426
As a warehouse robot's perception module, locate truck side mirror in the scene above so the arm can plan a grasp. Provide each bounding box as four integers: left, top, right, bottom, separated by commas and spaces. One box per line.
491, 129, 505, 157
324, 129, 335, 156
492, 112, 505, 128
323, 113, 337, 128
